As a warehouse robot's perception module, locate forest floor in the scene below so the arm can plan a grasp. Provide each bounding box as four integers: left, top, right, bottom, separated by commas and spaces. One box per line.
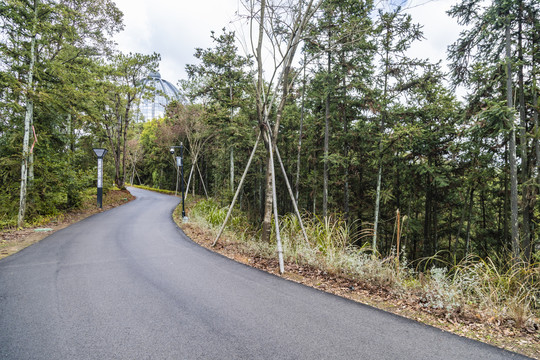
0, 189, 134, 260
175, 203, 540, 359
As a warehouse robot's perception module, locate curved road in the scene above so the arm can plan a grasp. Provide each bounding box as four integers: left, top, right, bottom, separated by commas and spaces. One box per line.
0, 188, 530, 359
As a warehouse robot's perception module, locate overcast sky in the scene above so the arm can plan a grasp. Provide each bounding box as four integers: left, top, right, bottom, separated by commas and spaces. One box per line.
112, 0, 463, 89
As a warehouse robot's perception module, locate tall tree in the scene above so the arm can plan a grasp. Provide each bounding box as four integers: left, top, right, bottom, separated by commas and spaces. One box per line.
447, 0, 540, 261
0, 0, 123, 227
371, 7, 424, 252
97, 52, 160, 188
16, 0, 38, 228
245, 0, 323, 245
185, 29, 252, 195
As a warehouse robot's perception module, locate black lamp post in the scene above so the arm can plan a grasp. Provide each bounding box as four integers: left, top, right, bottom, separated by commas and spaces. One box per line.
93, 148, 108, 208
170, 143, 187, 221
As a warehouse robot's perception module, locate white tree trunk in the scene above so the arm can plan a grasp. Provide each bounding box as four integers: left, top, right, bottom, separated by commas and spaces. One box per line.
267, 130, 284, 274
295, 52, 306, 206
372, 164, 382, 253
506, 22, 520, 262
230, 147, 234, 193
18, 0, 38, 228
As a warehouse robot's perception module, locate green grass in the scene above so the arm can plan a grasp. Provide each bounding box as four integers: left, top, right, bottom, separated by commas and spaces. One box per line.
129, 184, 177, 195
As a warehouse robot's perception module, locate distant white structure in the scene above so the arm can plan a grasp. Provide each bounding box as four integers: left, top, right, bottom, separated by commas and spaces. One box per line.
136, 72, 180, 121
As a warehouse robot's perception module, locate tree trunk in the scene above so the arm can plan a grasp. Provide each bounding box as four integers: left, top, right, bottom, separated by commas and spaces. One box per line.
423, 170, 433, 258
517, 6, 531, 261
481, 190, 488, 257
295, 52, 307, 206
503, 142, 510, 250
506, 21, 521, 262
120, 105, 132, 189
373, 29, 390, 253
230, 78, 235, 194
230, 147, 235, 194
433, 193, 438, 254
373, 164, 383, 252
259, 163, 264, 220
449, 207, 453, 256
113, 109, 122, 188
455, 186, 472, 260
17, 0, 38, 228
255, 0, 273, 243
267, 130, 285, 274
254, 0, 320, 245
533, 35, 540, 261
262, 150, 273, 242
67, 114, 77, 207
465, 187, 475, 256
323, 29, 331, 218
341, 63, 349, 222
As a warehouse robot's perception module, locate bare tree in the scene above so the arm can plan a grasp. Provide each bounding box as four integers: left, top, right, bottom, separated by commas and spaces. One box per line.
166, 102, 213, 199
245, 0, 322, 242
17, 0, 38, 228
212, 0, 321, 273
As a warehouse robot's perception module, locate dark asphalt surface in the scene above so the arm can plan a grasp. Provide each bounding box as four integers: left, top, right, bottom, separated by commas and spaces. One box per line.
0, 187, 531, 359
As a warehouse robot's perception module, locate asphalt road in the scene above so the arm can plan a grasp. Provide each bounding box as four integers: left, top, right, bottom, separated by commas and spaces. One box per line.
0, 187, 531, 359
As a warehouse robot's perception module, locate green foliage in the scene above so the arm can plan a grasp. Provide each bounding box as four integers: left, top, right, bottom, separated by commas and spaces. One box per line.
0, 0, 130, 227
190, 198, 247, 231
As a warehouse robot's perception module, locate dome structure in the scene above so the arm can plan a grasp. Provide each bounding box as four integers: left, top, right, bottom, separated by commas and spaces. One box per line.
136, 72, 180, 121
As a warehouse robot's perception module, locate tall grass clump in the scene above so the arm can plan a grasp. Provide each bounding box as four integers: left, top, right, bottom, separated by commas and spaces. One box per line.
274, 214, 539, 327
276, 214, 407, 289
190, 198, 249, 231
451, 256, 540, 327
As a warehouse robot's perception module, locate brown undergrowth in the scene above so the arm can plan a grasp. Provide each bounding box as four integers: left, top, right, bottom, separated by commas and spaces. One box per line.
175, 198, 540, 359
0, 189, 134, 260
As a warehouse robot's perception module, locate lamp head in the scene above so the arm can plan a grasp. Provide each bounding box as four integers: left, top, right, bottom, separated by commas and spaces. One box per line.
169, 147, 175, 154
93, 148, 108, 158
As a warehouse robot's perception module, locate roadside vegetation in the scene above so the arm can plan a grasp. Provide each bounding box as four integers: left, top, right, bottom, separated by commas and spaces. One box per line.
179, 196, 539, 357
0, 187, 133, 259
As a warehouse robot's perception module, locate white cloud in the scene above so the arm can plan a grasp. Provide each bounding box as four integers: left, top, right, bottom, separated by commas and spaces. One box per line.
405, 0, 461, 71
403, 0, 467, 99
113, 0, 240, 85
112, 0, 463, 96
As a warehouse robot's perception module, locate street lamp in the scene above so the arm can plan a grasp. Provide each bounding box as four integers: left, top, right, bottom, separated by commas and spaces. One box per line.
170, 143, 188, 222
169, 146, 180, 196
93, 148, 108, 208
